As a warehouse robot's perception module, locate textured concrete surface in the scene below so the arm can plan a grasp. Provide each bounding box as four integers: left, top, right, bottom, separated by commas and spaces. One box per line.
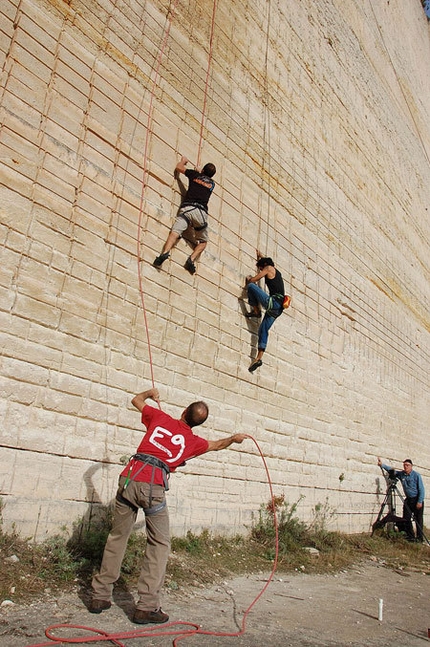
0, 0, 429, 538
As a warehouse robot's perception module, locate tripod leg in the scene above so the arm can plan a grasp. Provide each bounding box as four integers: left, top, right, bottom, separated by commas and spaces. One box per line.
372, 485, 405, 535
372, 491, 391, 534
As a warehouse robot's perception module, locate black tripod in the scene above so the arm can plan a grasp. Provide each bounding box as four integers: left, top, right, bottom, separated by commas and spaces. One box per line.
372, 470, 429, 545
372, 477, 405, 534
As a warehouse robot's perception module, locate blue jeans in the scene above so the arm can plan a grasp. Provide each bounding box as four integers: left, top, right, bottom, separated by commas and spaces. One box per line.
247, 283, 282, 350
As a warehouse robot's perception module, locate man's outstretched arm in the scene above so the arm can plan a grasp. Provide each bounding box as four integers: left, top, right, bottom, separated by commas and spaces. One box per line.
205, 433, 248, 452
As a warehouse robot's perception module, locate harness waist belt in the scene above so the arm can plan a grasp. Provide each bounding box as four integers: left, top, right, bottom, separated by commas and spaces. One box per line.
181, 201, 208, 212
133, 453, 170, 491
266, 293, 285, 318
133, 453, 170, 473
271, 293, 285, 304
123, 453, 170, 492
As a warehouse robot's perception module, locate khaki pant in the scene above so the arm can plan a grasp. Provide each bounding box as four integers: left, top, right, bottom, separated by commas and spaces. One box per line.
172, 205, 209, 244
92, 477, 170, 611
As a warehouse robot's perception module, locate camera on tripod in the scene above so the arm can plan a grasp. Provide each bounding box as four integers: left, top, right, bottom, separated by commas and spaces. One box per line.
387, 469, 399, 485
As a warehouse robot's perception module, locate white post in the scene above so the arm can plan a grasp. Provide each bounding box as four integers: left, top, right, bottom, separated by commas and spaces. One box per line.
378, 598, 383, 621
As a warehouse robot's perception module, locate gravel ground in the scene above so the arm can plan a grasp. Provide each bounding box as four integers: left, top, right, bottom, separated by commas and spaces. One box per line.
1, 558, 429, 646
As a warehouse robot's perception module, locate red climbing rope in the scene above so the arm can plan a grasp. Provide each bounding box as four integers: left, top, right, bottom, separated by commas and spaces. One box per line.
136, 0, 181, 398
196, 0, 218, 167
24, 434, 279, 647
136, 0, 217, 395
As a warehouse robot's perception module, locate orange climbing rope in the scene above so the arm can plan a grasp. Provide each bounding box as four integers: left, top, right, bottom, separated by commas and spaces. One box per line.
258, 0, 273, 255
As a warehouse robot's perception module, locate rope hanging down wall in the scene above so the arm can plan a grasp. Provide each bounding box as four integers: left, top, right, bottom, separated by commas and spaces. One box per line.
368, 0, 430, 168
258, 0, 273, 256
136, 0, 217, 391
136, 0, 181, 396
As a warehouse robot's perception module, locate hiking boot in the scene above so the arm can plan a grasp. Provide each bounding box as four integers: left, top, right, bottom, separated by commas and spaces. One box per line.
89, 599, 112, 614
133, 607, 169, 624
153, 252, 169, 268
184, 257, 196, 274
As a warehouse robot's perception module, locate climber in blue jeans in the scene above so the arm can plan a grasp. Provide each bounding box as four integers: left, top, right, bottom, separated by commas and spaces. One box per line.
245, 252, 290, 373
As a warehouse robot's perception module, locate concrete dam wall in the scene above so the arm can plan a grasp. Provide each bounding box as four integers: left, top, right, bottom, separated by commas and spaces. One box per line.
0, 0, 429, 540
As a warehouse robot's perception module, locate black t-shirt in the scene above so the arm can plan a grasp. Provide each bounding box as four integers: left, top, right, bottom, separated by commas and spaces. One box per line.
265, 269, 284, 296
182, 169, 215, 210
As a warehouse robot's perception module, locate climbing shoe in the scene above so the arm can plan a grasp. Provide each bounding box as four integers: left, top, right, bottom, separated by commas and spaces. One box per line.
245, 311, 261, 318
153, 252, 169, 268
248, 359, 263, 373
185, 257, 196, 274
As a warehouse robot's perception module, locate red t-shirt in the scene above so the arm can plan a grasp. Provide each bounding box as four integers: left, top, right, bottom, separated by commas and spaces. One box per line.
120, 405, 209, 486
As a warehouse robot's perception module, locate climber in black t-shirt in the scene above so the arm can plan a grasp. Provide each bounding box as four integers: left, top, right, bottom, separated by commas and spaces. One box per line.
245, 251, 291, 373
153, 156, 216, 275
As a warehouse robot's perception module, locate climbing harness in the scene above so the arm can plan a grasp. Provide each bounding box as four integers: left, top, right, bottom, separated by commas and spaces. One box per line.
119, 453, 170, 515
123, 453, 170, 491
178, 205, 208, 231
181, 202, 208, 212
266, 293, 291, 318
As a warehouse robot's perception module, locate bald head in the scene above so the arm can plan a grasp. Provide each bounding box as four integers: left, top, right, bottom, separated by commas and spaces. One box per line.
183, 401, 209, 427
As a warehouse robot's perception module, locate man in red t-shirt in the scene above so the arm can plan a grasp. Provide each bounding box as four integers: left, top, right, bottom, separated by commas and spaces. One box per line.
90, 387, 247, 625
153, 155, 216, 274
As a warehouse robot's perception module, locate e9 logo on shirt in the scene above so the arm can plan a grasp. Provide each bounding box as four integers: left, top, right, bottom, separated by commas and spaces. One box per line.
149, 426, 185, 463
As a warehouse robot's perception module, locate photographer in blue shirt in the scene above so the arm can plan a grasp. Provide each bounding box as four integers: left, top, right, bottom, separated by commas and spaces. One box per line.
377, 457, 425, 542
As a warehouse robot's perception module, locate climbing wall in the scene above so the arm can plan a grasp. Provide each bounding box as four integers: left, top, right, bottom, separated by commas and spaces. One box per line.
0, 0, 429, 539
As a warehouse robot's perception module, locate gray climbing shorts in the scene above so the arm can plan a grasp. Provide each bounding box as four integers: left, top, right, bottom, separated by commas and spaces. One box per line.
172, 205, 209, 244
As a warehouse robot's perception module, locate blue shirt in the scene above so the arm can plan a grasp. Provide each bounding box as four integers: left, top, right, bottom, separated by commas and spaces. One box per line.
382, 464, 425, 504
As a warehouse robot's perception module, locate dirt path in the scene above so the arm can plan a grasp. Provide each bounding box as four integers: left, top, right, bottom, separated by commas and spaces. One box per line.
1, 559, 429, 646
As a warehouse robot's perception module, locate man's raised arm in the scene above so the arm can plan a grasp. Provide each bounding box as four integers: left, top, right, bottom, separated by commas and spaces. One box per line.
131, 388, 160, 412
